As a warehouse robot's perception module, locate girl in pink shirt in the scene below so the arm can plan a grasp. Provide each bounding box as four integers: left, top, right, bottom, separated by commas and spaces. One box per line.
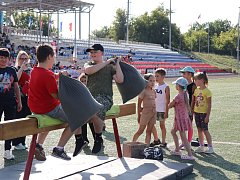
168, 77, 194, 160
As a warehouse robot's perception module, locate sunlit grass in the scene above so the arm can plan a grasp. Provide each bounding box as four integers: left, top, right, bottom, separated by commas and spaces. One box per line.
0, 75, 240, 179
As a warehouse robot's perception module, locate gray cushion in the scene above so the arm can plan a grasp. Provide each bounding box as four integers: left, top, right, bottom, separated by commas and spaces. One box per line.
116, 62, 147, 103
58, 74, 103, 132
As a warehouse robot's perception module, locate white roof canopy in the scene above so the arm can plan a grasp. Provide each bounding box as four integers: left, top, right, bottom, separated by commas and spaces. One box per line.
0, 0, 94, 13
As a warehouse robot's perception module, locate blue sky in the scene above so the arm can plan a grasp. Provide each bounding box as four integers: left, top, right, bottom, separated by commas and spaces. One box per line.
53, 0, 240, 39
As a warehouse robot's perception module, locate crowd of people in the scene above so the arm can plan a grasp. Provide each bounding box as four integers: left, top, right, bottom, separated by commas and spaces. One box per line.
0, 39, 213, 162
0, 43, 124, 161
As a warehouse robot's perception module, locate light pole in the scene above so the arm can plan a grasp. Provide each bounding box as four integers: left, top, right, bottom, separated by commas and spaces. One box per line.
237, 7, 240, 63
126, 0, 130, 43
169, 0, 172, 49
198, 35, 201, 53
206, 23, 210, 54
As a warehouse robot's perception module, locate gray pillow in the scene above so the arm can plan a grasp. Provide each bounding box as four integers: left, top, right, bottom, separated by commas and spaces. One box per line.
116, 61, 147, 103
58, 74, 103, 132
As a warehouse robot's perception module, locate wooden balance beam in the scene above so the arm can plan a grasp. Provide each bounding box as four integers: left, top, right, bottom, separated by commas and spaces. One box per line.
0, 103, 136, 180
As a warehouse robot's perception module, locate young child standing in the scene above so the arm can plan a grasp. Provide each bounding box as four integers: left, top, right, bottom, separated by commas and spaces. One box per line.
132, 73, 156, 146
150, 68, 170, 147
179, 66, 196, 148
192, 72, 214, 154
28, 45, 87, 161
169, 77, 194, 160
0, 48, 22, 160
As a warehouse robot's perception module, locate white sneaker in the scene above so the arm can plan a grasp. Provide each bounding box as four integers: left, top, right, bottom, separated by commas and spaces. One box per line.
23, 144, 28, 149
4, 150, 15, 160
205, 147, 214, 154
14, 143, 27, 150
195, 146, 205, 153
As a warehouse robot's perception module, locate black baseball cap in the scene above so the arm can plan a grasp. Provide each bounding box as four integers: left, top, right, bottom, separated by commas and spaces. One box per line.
0, 48, 10, 57
86, 44, 104, 52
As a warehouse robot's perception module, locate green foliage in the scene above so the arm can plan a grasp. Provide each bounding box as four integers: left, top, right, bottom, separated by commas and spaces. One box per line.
212, 29, 237, 56
91, 26, 111, 39
91, 5, 180, 46
91, 6, 238, 57
183, 19, 237, 56
12, 11, 57, 36
183, 29, 208, 52
193, 52, 239, 73
130, 6, 180, 47
12, 11, 38, 29
207, 19, 232, 37
111, 8, 128, 41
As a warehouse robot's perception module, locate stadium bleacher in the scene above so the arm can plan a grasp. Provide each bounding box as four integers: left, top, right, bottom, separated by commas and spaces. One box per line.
6, 27, 227, 77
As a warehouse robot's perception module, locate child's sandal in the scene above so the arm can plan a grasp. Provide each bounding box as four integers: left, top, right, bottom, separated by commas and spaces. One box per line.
170, 150, 182, 156
181, 155, 195, 160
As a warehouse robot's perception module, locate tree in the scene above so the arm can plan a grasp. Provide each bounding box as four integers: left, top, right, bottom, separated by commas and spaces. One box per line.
111, 8, 127, 41
130, 6, 180, 47
212, 29, 237, 56
11, 11, 56, 36
182, 28, 207, 52
91, 26, 111, 39
207, 19, 232, 37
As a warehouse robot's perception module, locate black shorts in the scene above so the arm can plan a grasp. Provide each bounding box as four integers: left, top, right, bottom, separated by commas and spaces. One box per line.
195, 113, 208, 131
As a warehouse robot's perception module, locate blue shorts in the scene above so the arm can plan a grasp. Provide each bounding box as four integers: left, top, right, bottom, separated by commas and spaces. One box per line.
195, 113, 208, 131
46, 104, 68, 122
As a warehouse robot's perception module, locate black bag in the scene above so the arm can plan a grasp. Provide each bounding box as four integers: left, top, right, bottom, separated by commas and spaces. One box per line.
58, 74, 103, 132
116, 61, 147, 103
143, 146, 163, 160
191, 138, 208, 147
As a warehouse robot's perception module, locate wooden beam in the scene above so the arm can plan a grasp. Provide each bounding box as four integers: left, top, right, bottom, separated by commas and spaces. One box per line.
0, 103, 136, 140
0, 118, 68, 140
105, 103, 136, 119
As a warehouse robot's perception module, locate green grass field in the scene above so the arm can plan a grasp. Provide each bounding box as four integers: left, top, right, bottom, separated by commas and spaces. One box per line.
193, 52, 239, 74
0, 75, 240, 179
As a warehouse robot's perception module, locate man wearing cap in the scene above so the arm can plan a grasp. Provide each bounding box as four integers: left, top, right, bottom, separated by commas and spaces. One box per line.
84, 44, 124, 154
0, 48, 22, 160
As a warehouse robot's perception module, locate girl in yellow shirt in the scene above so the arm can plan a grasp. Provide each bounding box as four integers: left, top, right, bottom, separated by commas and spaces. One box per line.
192, 72, 214, 154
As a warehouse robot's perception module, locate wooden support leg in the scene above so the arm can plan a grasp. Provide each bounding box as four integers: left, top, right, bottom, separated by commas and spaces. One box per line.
23, 134, 37, 180
112, 118, 122, 158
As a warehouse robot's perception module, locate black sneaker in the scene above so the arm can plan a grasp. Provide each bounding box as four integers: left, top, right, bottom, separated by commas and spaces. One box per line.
102, 124, 106, 131
160, 142, 167, 148
73, 140, 88, 157
52, 147, 71, 160
92, 138, 103, 154
150, 139, 161, 147
83, 138, 90, 144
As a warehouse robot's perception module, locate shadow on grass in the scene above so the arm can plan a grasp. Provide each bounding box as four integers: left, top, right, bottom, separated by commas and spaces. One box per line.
102, 130, 127, 144
195, 152, 240, 177
4, 149, 28, 167
82, 145, 109, 157
164, 151, 233, 179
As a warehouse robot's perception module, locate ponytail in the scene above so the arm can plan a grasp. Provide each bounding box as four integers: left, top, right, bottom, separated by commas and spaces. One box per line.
202, 71, 208, 85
